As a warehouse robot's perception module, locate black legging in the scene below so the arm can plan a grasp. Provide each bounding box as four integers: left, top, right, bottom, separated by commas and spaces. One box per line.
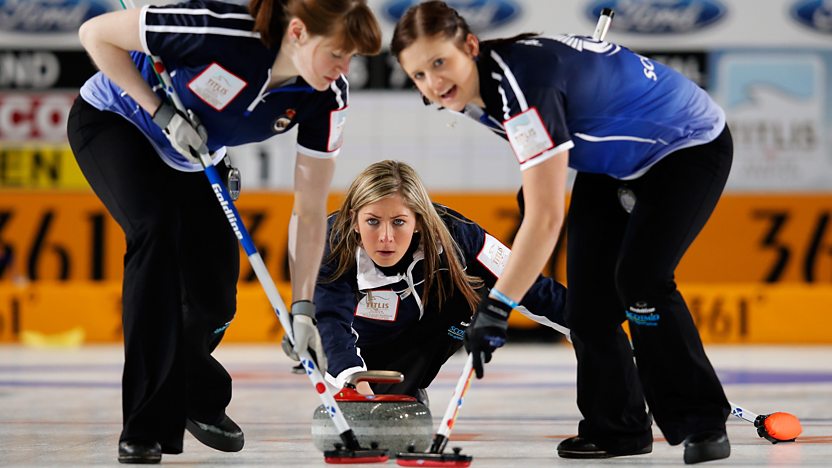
67, 97, 239, 451
565, 126, 733, 451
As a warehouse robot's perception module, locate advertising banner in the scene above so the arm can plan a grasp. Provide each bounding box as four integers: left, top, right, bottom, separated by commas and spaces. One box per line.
2, 191, 830, 284
713, 50, 832, 191
3, 281, 830, 344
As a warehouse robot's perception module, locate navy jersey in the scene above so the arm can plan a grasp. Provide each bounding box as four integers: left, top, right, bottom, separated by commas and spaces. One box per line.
464, 36, 725, 179
315, 205, 567, 388
80, 0, 348, 171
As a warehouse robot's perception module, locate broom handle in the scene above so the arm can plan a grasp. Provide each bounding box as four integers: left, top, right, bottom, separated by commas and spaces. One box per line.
429, 354, 475, 454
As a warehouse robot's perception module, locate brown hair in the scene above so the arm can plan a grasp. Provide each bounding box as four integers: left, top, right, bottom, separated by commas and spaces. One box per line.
390, 0, 537, 60
327, 160, 482, 311
390, 0, 470, 59
249, 0, 382, 54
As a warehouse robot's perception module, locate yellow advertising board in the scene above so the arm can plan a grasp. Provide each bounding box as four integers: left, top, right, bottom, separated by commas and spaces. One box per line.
1, 282, 829, 344
0, 145, 89, 189
429, 193, 832, 284
0, 282, 292, 344
1, 191, 830, 284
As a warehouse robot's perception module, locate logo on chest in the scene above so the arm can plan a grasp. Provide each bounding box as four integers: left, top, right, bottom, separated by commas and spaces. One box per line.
187, 62, 247, 111
354, 290, 400, 322
273, 108, 296, 133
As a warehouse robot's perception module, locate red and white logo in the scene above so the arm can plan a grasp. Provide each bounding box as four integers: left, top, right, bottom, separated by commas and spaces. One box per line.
187, 63, 247, 111
0, 92, 74, 142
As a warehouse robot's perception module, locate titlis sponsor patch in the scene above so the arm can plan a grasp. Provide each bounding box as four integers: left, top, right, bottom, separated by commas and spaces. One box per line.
625, 302, 660, 327
588, 0, 727, 34
212, 183, 243, 240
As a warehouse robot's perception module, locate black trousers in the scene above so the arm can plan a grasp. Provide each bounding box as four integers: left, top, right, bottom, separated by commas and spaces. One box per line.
565, 126, 733, 450
67, 97, 239, 451
361, 295, 471, 398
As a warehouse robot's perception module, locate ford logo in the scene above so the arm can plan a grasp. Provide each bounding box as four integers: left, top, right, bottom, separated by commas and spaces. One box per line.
588, 0, 727, 34
792, 0, 832, 33
0, 0, 110, 34
383, 0, 521, 33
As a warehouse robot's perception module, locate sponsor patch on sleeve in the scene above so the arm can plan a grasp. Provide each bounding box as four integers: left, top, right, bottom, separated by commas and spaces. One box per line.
476, 233, 512, 277
187, 62, 247, 111
327, 106, 348, 152
503, 107, 555, 164
354, 290, 399, 322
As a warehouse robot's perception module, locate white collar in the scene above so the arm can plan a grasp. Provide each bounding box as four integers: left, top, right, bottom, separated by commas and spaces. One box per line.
355, 245, 425, 291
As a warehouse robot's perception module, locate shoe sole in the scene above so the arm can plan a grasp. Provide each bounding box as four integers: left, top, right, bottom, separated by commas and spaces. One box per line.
558, 446, 652, 459
118, 454, 161, 464
558, 450, 614, 459
684, 441, 730, 464
185, 419, 244, 452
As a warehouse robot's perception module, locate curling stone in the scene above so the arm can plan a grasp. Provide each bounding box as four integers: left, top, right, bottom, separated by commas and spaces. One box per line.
312, 371, 433, 454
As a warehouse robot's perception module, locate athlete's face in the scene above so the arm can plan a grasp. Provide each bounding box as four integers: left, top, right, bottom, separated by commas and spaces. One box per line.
398, 33, 481, 111
293, 30, 355, 91
355, 194, 418, 267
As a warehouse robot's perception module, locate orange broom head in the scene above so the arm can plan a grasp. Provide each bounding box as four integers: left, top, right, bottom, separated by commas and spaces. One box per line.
763, 412, 803, 441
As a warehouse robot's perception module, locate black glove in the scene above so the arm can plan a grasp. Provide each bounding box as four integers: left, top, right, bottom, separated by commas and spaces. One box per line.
464, 294, 511, 379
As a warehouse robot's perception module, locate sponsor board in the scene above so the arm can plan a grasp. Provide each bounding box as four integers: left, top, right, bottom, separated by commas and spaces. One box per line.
0, 0, 186, 49
0, 92, 76, 141
791, 0, 832, 34
587, 0, 728, 34
0, 192, 332, 283
4, 1, 832, 49
0, 0, 110, 34
0, 281, 294, 343
364, 0, 832, 50
0, 0, 114, 49
712, 51, 832, 191
0, 145, 88, 189
2, 282, 830, 343
2, 192, 830, 285
681, 194, 832, 284
0, 50, 97, 89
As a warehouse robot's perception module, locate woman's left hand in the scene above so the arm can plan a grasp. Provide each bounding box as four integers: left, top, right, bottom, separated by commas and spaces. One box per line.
464, 296, 511, 379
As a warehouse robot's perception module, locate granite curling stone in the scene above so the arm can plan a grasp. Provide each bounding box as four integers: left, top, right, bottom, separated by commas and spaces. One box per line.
311, 371, 433, 454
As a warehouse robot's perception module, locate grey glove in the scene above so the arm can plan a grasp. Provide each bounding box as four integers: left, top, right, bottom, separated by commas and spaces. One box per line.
151, 102, 207, 165
281, 301, 327, 374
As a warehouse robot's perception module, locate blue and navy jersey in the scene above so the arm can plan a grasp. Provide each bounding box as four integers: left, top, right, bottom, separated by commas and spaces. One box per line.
315, 204, 567, 388
80, 0, 348, 172
465, 35, 725, 179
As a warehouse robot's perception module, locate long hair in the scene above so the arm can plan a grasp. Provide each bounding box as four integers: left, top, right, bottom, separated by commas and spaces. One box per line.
249, 0, 382, 54
328, 160, 482, 311
390, 0, 537, 60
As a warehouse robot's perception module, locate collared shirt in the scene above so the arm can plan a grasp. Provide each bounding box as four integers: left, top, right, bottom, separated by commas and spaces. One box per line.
315, 204, 568, 388
462, 36, 725, 179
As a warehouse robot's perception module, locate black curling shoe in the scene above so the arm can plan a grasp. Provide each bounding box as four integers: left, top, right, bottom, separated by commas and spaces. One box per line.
186, 414, 244, 452
557, 436, 652, 459
683, 430, 730, 464
118, 441, 161, 464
